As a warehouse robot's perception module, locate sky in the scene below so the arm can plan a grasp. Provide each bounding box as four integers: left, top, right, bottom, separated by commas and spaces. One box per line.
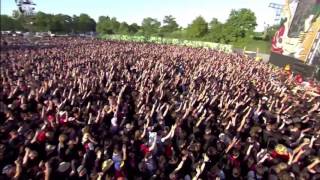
1, 0, 284, 31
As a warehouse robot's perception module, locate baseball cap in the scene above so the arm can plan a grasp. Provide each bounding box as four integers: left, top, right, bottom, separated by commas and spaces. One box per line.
57, 162, 71, 173
2, 164, 13, 175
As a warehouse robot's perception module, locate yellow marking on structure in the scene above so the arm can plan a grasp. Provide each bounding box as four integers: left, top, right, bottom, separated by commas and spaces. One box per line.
299, 17, 320, 62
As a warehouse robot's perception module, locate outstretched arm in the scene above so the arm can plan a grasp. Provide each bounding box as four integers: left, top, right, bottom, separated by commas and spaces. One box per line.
149, 134, 158, 151
173, 155, 188, 173
13, 159, 22, 179
192, 154, 209, 180
237, 107, 252, 132
307, 158, 320, 174
139, 124, 148, 140
161, 124, 177, 142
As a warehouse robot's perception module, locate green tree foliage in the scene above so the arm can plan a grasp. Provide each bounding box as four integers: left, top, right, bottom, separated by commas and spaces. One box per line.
96, 16, 120, 34
169, 29, 187, 39
205, 18, 223, 42
263, 25, 279, 41
205, 9, 257, 44
71, 15, 80, 33
208, 18, 220, 30
186, 16, 208, 38
118, 22, 130, 34
0, 15, 17, 31
77, 13, 96, 33
161, 15, 179, 35
205, 23, 224, 43
110, 17, 120, 33
224, 8, 257, 40
48, 14, 74, 33
96, 16, 110, 34
8, 10, 26, 31
49, 15, 63, 32
141, 17, 161, 36
33, 12, 51, 31
1, 8, 263, 47
128, 23, 140, 34
1, 13, 25, 31
1, 12, 95, 33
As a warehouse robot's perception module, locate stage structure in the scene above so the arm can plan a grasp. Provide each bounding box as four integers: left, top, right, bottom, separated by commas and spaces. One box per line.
269, 0, 320, 79
15, 0, 36, 16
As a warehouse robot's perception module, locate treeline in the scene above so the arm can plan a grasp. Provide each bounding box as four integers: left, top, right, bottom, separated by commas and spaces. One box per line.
1, 9, 276, 45
96, 8, 260, 44
1, 11, 95, 33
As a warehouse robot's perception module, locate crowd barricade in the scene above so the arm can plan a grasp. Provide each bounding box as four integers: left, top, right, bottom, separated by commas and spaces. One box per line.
100, 34, 233, 53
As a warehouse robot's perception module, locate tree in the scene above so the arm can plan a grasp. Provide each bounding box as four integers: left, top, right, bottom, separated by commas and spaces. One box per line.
34, 12, 51, 31
77, 13, 96, 33
264, 25, 279, 41
96, 16, 111, 34
221, 23, 237, 43
225, 8, 257, 40
10, 10, 28, 31
186, 16, 208, 38
37, 13, 73, 33
110, 17, 120, 33
169, 29, 187, 39
96, 16, 107, 34
141, 17, 161, 36
71, 15, 80, 33
96, 16, 120, 34
206, 18, 224, 42
34, 13, 68, 33
2, 12, 95, 33
62, 15, 73, 32
161, 15, 179, 35
209, 18, 220, 30
49, 15, 64, 33
206, 23, 225, 43
0, 15, 17, 31
128, 23, 140, 34
118, 22, 130, 34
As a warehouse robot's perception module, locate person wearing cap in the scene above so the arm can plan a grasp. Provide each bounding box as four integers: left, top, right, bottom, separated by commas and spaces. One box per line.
76, 165, 88, 180
270, 144, 292, 163
1, 164, 16, 179
57, 161, 71, 176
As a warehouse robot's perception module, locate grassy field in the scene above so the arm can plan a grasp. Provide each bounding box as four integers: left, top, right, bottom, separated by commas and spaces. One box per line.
232, 39, 271, 54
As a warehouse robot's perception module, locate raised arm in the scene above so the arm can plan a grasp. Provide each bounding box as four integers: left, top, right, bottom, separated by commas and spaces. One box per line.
161, 124, 177, 142
225, 137, 240, 153
307, 157, 320, 173
237, 107, 252, 132
192, 153, 209, 180
13, 159, 22, 179
149, 134, 158, 151
139, 124, 148, 140
173, 155, 188, 173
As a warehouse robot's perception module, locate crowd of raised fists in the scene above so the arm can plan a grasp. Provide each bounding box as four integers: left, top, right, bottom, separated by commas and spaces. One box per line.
0, 36, 319, 180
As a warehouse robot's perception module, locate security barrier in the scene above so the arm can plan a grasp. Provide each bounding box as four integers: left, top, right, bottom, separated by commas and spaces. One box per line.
100, 34, 233, 52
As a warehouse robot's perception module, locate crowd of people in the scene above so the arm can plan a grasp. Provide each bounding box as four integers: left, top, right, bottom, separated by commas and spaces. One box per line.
0, 36, 320, 180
